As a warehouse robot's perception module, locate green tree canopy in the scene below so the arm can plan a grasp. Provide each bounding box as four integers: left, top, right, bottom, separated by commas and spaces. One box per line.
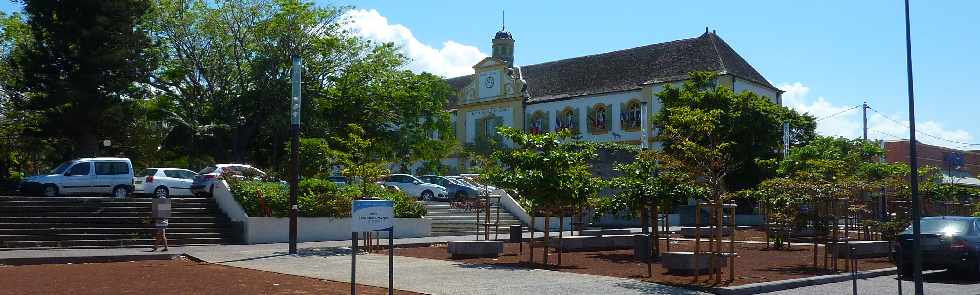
654, 72, 815, 193
12, 0, 157, 157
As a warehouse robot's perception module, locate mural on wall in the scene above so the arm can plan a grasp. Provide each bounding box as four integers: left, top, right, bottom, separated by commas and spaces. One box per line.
556, 107, 580, 134
620, 99, 642, 131
587, 103, 611, 134
527, 111, 550, 134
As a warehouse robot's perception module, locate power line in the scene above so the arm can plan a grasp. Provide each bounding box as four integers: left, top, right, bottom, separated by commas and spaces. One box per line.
815, 104, 862, 122
866, 106, 980, 148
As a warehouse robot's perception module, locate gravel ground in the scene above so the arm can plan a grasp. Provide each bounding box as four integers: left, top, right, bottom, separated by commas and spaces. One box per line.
0, 256, 421, 295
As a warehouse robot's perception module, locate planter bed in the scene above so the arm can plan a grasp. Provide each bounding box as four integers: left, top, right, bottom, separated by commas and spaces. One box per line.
393, 239, 895, 287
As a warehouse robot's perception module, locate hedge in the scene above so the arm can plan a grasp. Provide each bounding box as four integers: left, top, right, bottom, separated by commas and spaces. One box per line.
228, 178, 426, 218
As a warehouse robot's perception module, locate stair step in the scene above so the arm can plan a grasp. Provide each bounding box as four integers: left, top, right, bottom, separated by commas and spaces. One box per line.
0, 237, 227, 248
0, 232, 227, 241
0, 227, 230, 235
0, 222, 230, 229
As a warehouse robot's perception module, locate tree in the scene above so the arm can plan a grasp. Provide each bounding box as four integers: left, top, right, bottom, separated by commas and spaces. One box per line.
146, 0, 457, 171
602, 150, 703, 258
654, 71, 800, 282
14, 0, 157, 157
482, 127, 600, 265
332, 124, 389, 185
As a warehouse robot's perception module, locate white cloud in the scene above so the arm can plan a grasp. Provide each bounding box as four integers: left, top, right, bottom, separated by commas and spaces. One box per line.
341, 9, 487, 77
778, 82, 975, 149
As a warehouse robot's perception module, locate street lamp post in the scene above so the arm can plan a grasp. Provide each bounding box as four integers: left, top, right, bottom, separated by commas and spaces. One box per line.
289, 54, 302, 255
902, 0, 924, 293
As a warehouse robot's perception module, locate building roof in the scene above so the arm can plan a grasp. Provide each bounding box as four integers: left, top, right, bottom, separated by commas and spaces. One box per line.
446, 31, 775, 104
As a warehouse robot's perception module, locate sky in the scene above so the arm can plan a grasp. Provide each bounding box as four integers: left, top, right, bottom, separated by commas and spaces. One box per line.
2, 1, 978, 150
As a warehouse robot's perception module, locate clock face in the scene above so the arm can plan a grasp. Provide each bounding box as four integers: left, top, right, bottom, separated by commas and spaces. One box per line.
478, 70, 501, 99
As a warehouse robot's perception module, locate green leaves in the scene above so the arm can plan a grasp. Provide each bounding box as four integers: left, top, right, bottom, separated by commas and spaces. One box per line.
482, 127, 601, 214
230, 178, 425, 218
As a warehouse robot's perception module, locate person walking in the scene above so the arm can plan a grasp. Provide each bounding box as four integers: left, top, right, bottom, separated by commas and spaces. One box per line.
152, 196, 169, 252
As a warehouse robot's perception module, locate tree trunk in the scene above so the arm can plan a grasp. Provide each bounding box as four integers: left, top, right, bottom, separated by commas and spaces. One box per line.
558, 214, 564, 266
529, 215, 535, 263
543, 215, 550, 265
652, 204, 660, 259
74, 129, 99, 158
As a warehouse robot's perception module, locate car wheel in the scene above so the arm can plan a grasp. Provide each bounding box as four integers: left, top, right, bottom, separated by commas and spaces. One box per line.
112, 186, 129, 198
421, 190, 433, 201
43, 185, 58, 197
154, 186, 170, 199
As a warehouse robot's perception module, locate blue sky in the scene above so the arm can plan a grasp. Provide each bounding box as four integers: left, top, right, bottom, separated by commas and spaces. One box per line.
3, 1, 977, 149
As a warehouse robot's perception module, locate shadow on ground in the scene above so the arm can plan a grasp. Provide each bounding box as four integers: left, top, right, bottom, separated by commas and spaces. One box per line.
899, 269, 980, 285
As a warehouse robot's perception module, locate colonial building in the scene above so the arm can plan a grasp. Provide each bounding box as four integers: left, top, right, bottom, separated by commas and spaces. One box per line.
445, 28, 782, 168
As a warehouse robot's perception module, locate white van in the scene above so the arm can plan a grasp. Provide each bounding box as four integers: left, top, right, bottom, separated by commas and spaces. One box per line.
23, 157, 135, 198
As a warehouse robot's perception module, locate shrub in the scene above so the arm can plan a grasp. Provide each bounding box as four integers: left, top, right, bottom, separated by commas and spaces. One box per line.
229, 179, 426, 218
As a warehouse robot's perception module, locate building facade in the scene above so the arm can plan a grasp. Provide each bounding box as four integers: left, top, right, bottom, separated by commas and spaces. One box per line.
445, 28, 783, 169
884, 140, 980, 186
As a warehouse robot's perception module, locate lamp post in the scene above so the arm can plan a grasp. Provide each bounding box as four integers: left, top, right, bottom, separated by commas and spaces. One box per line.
289, 54, 302, 255
902, 0, 924, 293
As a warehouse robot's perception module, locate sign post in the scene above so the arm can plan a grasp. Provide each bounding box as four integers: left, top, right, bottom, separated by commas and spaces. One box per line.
351, 200, 395, 295
288, 54, 302, 255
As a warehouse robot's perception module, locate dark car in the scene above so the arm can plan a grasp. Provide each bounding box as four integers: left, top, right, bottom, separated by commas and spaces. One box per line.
419, 175, 478, 201
895, 216, 980, 276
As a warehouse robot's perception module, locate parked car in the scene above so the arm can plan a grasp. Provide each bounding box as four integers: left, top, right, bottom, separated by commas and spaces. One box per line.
134, 168, 198, 198
191, 164, 268, 197
895, 216, 980, 276
22, 157, 134, 198
378, 174, 447, 200
419, 175, 478, 200
448, 175, 497, 193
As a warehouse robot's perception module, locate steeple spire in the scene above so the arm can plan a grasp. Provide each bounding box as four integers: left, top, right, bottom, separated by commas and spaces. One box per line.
502, 11, 506, 31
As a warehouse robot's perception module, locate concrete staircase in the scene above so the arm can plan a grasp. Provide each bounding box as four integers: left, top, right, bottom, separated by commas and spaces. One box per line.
423, 200, 525, 237
0, 195, 234, 249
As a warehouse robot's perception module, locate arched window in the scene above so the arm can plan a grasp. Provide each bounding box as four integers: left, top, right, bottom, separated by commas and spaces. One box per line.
528, 111, 548, 134
588, 103, 610, 134
557, 107, 578, 134
620, 100, 642, 131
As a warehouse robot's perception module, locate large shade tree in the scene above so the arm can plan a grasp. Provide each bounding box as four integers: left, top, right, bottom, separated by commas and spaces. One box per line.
11, 0, 158, 157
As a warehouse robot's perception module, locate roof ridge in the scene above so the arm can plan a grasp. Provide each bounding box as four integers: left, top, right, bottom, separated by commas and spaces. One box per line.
705, 32, 728, 74
516, 36, 703, 69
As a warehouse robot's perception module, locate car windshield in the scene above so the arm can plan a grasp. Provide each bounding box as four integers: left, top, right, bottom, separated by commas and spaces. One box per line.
903, 219, 973, 235
49, 161, 73, 174
138, 169, 158, 177
198, 166, 217, 174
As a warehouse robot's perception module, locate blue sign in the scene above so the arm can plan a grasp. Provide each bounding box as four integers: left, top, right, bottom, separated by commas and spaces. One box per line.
352, 200, 394, 232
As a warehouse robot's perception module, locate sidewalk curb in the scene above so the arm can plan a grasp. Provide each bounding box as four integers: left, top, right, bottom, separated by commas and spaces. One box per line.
707, 267, 897, 295
0, 254, 181, 266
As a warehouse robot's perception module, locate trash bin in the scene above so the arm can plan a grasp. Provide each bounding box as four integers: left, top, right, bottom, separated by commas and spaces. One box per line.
633, 234, 650, 259
509, 225, 522, 242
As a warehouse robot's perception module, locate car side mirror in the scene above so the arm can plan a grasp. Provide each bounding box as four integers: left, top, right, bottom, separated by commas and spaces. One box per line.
64, 171, 72, 176
414, 180, 422, 185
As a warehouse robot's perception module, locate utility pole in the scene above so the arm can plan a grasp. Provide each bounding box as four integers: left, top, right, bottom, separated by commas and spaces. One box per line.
782, 122, 791, 157
903, 0, 924, 293
862, 101, 868, 141
289, 54, 302, 255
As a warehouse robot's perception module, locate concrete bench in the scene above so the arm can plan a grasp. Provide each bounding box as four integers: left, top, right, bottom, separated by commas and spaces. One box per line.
661, 251, 729, 274
678, 227, 732, 238
447, 241, 503, 258
829, 241, 890, 258
579, 229, 633, 236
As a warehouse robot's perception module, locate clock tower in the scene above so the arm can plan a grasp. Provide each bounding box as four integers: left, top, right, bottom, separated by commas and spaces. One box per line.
491, 28, 514, 67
